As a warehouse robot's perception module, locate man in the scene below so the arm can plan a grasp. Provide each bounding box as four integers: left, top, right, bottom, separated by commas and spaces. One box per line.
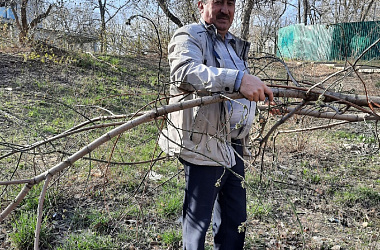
162, 0, 274, 249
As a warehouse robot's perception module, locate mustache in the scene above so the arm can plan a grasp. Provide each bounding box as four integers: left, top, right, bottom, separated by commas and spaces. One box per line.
217, 13, 230, 19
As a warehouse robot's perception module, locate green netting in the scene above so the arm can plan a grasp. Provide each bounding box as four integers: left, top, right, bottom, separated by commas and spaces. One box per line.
277, 21, 380, 61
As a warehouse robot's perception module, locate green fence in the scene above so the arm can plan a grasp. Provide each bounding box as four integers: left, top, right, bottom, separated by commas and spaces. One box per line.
277, 21, 380, 61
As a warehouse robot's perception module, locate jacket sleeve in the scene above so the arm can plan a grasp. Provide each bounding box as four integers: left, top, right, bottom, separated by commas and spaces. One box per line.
168, 25, 239, 95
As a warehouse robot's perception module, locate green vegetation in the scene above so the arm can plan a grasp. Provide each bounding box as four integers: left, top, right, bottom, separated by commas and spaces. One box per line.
248, 201, 273, 220
70, 209, 112, 233
56, 231, 117, 250
10, 212, 53, 250
161, 230, 182, 248
156, 186, 183, 218
302, 168, 321, 184
1, 51, 379, 249
333, 130, 375, 143
334, 185, 380, 207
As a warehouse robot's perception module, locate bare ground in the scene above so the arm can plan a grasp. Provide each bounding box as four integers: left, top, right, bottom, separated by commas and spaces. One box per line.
0, 51, 379, 250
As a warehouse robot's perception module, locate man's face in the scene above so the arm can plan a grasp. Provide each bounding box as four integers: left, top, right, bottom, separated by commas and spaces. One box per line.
198, 0, 236, 37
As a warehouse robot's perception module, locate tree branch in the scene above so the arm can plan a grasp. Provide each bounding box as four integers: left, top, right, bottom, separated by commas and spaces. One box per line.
156, 0, 183, 27
29, 4, 53, 29
34, 174, 52, 250
2, 89, 380, 222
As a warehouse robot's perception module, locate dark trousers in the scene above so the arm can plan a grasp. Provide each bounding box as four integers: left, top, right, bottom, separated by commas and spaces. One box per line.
181, 141, 246, 250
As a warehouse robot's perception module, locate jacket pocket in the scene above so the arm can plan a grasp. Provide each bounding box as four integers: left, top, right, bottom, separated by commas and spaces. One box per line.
190, 106, 206, 144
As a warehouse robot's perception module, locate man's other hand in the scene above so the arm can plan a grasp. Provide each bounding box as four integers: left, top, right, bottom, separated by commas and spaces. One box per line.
239, 74, 273, 103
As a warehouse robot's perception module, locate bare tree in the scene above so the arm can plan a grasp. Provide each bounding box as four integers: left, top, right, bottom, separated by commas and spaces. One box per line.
302, 0, 309, 24
156, 0, 183, 27
360, 0, 377, 22
9, 0, 54, 44
281, 0, 379, 27
48, 1, 97, 35
249, 1, 287, 54
328, 0, 379, 23
83, 0, 132, 53
98, 0, 107, 52
241, 0, 255, 40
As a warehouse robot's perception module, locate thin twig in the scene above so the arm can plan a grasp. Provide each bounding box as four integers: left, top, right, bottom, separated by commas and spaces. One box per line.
85, 52, 117, 69
0, 93, 241, 221
276, 121, 349, 135
34, 174, 52, 250
259, 100, 308, 182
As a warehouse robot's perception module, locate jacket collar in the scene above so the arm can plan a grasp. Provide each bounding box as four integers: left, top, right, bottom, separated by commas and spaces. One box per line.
199, 18, 230, 41
199, 18, 251, 61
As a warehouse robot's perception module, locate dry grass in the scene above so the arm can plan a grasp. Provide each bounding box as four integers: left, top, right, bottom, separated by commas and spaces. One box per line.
0, 48, 379, 249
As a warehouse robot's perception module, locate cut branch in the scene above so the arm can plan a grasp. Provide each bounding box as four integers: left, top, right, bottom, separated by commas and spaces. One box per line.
156, 0, 183, 27
0, 183, 33, 222
2, 89, 380, 222
276, 121, 349, 135
0, 93, 239, 222
34, 174, 52, 250
271, 86, 380, 107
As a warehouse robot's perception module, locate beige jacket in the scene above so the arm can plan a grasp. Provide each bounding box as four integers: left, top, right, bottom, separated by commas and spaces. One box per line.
161, 20, 252, 167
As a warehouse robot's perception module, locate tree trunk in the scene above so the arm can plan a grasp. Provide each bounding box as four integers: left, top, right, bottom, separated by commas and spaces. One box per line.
156, 0, 183, 27
298, 0, 301, 24
99, 0, 107, 53
360, 0, 376, 22
241, 0, 255, 40
11, 0, 53, 44
303, 0, 308, 25
18, 0, 29, 43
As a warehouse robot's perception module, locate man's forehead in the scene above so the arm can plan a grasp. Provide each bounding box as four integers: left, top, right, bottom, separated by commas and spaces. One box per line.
206, 0, 236, 3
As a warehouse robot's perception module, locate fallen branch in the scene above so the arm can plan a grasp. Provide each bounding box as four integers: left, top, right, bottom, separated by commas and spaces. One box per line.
276, 121, 349, 135
1, 87, 380, 250
34, 174, 52, 250
258, 100, 309, 181
271, 86, 380, 107
279, 106, 379, 121
2, 86, 379, 160
0, 179, 35, 185
0, 93, 241, 222
0, 113, 149, 160
0, 183, 34, 222
2, 88, 380, 222
85, 52, 117, 69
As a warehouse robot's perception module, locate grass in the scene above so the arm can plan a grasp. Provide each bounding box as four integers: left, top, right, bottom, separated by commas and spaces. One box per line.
0, 49, 167, 248
334, 185, 380, 207
161, 229, 182, 248
10, 212, 53, 250
302, 168, 321, 184
248, 201, 273, 220
1, 51, 380, 249
156, 186, 183, 218
56, 231, 117, 250
333, 130, 376, 143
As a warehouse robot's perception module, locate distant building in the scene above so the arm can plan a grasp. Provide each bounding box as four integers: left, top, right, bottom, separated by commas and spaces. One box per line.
0, 2, 99, 52
0, 3, 16, 41
0, 6, 14, 20
35, 28, 99, 53
0, 1, 15, 24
